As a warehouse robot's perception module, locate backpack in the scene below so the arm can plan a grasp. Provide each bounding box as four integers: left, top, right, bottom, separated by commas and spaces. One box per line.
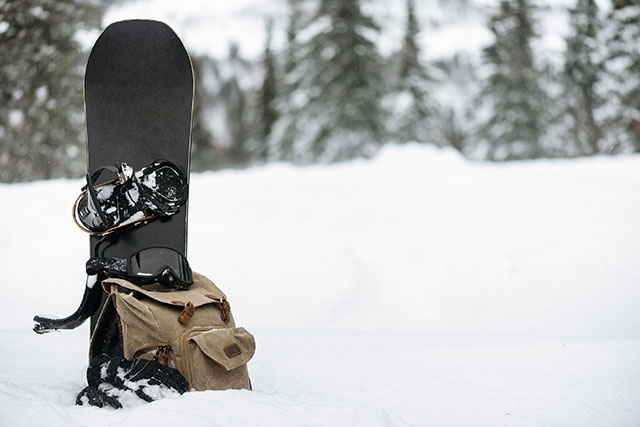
89, 272, 255, 391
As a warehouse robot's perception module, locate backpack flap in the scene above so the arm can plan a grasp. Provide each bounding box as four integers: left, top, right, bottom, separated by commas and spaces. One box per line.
100, 272, 234, 350
190, 327, 255, 371
103, 272, 227, 308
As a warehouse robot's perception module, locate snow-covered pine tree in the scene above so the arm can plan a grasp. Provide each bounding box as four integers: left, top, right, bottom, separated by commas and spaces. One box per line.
190, 56, 216, 172
433, 54, 478, 154
270, 0, 385, 163
0, 0, 102, 182
268, 0, 302, 161
601, 0, 640, 152
562, 0, 604, 156
397, 0, 421, 85
384, 0, 437, 145
257, 17, 278, 160
219, 43, 252, 166
284, 0, 302, 76
225, 78, 249, 164
474, 0, 549, 161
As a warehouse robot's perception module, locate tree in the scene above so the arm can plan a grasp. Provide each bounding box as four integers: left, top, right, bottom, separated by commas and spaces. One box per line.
432, 54, 478, 154
474, 0, 549, 161
284, 0, 302, 76
219, 43, 252, 166
562, 0, 604, 155
0, 0, 103, 182
397, 0, 422, 84
385, 0, 437, 144
601, 0, 640, 152
190, 55, 216, 172
225, 77, 249, 164
256, 17, 277, 160
268, 0, 302, 161
270, 0, 385, 163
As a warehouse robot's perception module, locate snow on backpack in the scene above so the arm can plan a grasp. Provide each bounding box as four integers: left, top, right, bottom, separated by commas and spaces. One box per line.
90, 271, 255, 391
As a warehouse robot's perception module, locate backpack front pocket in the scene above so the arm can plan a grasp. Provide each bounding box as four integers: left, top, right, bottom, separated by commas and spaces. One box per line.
179, 326, 255, 391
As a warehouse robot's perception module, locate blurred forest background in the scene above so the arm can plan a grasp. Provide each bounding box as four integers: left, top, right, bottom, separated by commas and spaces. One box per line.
0, 0, 638, 183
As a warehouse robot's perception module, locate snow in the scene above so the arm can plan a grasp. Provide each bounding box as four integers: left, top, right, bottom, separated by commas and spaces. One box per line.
95, 184, 114, 202
2, 330, 640, 426
86, 274, 98, 289
80, 366, 183, 408
1, 145, 640, 425
140, 170, 157, 189
7, 110, 24, 127
120, 210, 145, 226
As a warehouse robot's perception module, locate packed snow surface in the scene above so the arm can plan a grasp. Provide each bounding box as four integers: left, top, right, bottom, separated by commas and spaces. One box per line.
1, 145, 639, 426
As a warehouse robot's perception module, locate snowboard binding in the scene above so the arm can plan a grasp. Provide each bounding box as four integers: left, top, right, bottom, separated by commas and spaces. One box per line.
73, 159, 188, 236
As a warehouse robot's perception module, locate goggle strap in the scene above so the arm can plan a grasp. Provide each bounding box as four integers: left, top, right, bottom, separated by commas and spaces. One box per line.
86, 247, 192, 290
86, 256, 128, 276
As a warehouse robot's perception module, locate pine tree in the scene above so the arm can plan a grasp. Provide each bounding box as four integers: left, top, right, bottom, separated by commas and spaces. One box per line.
284, 0, 302, 76
385, 0, 436, 144
257, 17, 277, 160
475, 0, 549, 161
563, 0, 604, 155
0, 0, 102, 182
397, 0, 420, 84
433, 54, 477, 154
441, 108, 467, 153
190, 55, 216, 172
602, 0, 640, 152
225, 77, 249, 165
269, 0, 302, 161
270, 0, 385, 163
220, 43, 252, 166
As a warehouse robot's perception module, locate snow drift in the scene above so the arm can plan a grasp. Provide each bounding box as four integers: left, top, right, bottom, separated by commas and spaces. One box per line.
1, 145, 639, 426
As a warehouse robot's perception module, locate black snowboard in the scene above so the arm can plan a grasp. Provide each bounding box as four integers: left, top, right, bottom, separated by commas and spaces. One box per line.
85, 20, 193, 331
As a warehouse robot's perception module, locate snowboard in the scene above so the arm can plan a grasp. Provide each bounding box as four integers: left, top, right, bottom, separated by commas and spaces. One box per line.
84, 20, 194, 331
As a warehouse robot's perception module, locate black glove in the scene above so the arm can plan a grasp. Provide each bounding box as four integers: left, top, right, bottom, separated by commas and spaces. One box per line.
76, 385, 122, 409
119, 357, 190, 394
77, 354, 189, 408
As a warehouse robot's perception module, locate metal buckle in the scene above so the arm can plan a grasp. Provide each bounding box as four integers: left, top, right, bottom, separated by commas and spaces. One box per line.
153, 345, 171, 366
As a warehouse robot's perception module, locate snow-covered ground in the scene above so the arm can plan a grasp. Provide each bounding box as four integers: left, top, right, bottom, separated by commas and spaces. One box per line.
1, 145, 640, 425
3, 329, 640, 426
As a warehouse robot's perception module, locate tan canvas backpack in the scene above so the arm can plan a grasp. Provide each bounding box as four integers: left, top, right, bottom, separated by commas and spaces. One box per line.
89, 272, 255, 391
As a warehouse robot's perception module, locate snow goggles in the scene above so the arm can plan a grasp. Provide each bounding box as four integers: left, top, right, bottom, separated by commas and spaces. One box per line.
87, 246, 193, 290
